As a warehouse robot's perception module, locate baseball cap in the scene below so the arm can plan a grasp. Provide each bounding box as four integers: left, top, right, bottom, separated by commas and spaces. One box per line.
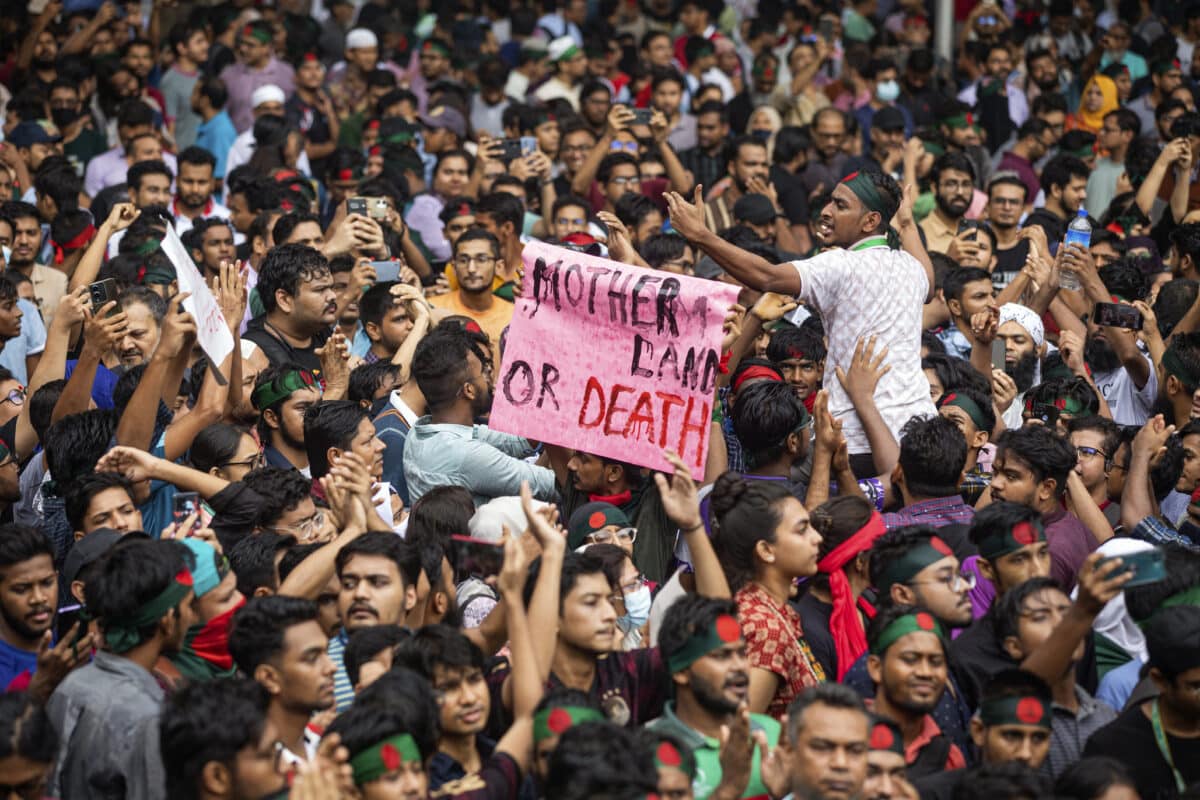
63, 529, 150, 586
418, 105, 467, 138
733, 193, 777, 226
9, 121, 62, 147
872, 106, 906, 132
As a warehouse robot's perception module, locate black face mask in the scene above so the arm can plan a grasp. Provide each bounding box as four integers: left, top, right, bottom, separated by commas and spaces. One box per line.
32, 57, 55, 72
50, 107, 78, 129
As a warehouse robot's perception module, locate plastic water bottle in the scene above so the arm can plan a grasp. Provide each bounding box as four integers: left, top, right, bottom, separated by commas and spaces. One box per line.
1059, 210, 1091, 291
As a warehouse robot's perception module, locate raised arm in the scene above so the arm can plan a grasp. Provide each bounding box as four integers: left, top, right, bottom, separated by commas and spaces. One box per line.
656, 449, 731, 599
16, 289, 88, 456
69, 203, 138, 292
893, 183, 935, 303
115, 295, 196, 450
666, 187, 802, 295
96, 446, 231, 500
493, 529, 538, 773
836, 335, 899, 478
52, 301, 128, 424
388, 284, 431, 385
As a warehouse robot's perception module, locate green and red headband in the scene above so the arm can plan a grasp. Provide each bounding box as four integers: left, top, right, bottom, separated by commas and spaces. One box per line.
1136, 585, 1200, 626
869, 611, 946, 656
422, 40, 451, 58
942, 111, 977, 130
841, 171, 888, 217
1024, 394, 1088, 417
979, 695, 1052, 729
350, 733, 422, 785
876, 536, 953, 591
869, 717, 905, 754
240, 24, 272, 44
1153, 58, 1182, 75
976, 518, 1045, 561
653, 740, 697, 779
103, 568, 193, 653
251, 369, 323, 411
665, 613, 743, 674
533, 706, 605, 742
939, 392, 989, 434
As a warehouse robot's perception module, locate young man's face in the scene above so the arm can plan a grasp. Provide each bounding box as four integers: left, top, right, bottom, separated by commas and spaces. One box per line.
133, 173, 172, 209
552, 203, 589, 240
632, 209, 664, 245
444, 214, 476, 247
984, 541, 1051, 594
0, 553, 57, 642
869, 631, 948, 714
971, 717, 1051, 769
346, 417, 386, 481
80, 487, 142, 537
989, 451, 1047, 509
651, 81, 684, 116
905, 555, 973, 627
433, 662, 490, 737
786, 703, 869, 800
558, 571, 618, 654
433, 156, 471, 197
116, 301, 161, 368
196, 567, 243, 624
1178, 432, 1200, 493
938, 405, 984, 452
560, 130, 595, 174
198, 224, 236, 275
696, 112, 728, 151
228, 721, 288, 799
948, 278, 995, 324
228, 193, 256, 233
177, 162, 214, 209
604, 162, 641, 205
1070, 429, 1111, 491
1055, 176, 1088, 214
274, 620, 336, 713
270, 385, 321, 450
284, 270, 338, 330
238, 35, 272, 67
9, 216, 41, 267
935, 168, 974, 220
566, 450, 607, 493
338, 554, 413, 630
366, 300, 414, 356
0, 295, 21, 342
729, 143, 770, 190
362, 758, 428, 800
1004, 586, 1084, 665
129, 136, 164, 164
452, 238, 500, 295
682, 638, 750, 714
776, 356, 823, 401
862, 749, 908, 800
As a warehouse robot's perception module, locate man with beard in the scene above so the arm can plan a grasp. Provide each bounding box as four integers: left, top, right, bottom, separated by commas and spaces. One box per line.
986, 174, 1032, 287
801, 108, 850, 200
668, 169, 936, 479
938, 266, 997, 360
1080, 261, 1155, 426
0, 202, 66, 325
242, 243, 336, 372
997, 121, 1051, 211
703, 136, 770, 234
920, 152, 977, 255
429, 230, 514, 362
84, 100, 179, 198
1027, 49, 1070, 102
989, 425, 1099, 590
865, 605, 966, 777
987, 303, 1046, 430
0, 525, 62, 691
1129, 60, 1184, 143
229, 595, 337, 764
172, 147, 230, 236
1024, 155, 1089, 247
843, 107, 908, 179
404, 323, 555, 505
647, 595, 781, 799
1157, 331, 1200, 428
253, 365, 324, 474
47, 539, 196, 798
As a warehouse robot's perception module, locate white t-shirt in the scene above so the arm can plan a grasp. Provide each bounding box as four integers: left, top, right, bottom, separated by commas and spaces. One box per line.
1092, 345, 1157, 427
792, 238, 936, 454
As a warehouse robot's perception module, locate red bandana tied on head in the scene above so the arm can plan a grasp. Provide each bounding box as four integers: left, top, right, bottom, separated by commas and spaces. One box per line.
816, 512, 887, 679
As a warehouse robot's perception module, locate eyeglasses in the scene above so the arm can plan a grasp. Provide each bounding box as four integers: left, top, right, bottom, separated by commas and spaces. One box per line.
221, 452, 265, 471
585, 527, 638, 547
610, 141, 639, 153
454, 254, 496, 268
270, 510, 326, 542
609, 175, 640, 187
909, 571, 976, 591
0, 387, 24, 407
619, 572, 649, 595
1075, 446, 1109, 460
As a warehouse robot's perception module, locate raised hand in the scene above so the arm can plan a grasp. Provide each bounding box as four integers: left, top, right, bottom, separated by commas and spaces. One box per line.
892, 182, 918, 230
156, 293, 197, 360
96, 445, 159, 484
835, 335, 891, 403
316, 330, 351, 393
1075, 550, 1133, 616
653, 449, 703, 530
1132, 414, 1176, 461
970, 305, 1000, 345
520, 480, 564, 554
82, 301, 128, 355
665, 185, 708, 242
991, 368, 1017, 413
212, 259, 247, 336
27, 624, 93, 701
105, 202, 139, 232
54, 286, 91, 329
497, 524, 529, 598
597, 211, 637, 264
1058, 329, 1087, 375
750, 292, 798, 323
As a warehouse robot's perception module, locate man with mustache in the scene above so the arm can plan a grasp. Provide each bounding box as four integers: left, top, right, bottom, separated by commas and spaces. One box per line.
981, 303, 1046, 430
0, 524, 63, 691
242, 243, 336, 372
228, 595, 337, 765
865, 605, 966, 778
919, 152, 977, 256
1080, 259, 1156, 426
647, 595, 780, 799
172, 146, 231, 236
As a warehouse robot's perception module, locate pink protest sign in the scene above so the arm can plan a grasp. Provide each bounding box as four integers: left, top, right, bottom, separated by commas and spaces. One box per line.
488, 241, 739, 479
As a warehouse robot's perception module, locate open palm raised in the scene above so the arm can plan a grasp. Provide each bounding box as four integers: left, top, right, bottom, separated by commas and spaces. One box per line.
665, 185, 709, 242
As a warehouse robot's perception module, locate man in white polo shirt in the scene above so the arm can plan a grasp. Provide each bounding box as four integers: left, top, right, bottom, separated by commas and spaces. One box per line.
666, 169, 936, 476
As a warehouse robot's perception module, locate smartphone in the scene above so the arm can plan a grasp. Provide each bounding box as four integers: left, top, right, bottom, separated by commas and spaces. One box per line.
818, 17, 835, 41
367, 197, 389, 220
55, 602, 83, 643
1093, 302, 1143, 330
991, 339, 1007, 371
450, 535, 504, 583
979, 15, 997, 25
519, 136, 538, 156
172, 492, 201, 534
347, 196, 367, 217
498, 138, 525, 161
631, 108, 653, 126
88, 278, 118, 314
1027, 403, 1060, 427
957, 218, 979, 242
1098, 547, 1165, 587
371, 260, 402, 283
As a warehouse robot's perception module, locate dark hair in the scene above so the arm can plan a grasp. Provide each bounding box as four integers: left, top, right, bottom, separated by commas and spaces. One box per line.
1065, 416, 1121, 463
86, 540, 191, 648
227, 531, 296, 597
1039, 154, 1089, 195
195, 75, 228, 109
28, 379, 65, 445
228, 595, 320, 675
640, 233, 689, 269
980, 668, 1052, 717
177, 145, 217, 172
898, 415, 968, 498
598, 152, 639, 185
256, 243, 331, 314
992, 576, 1062, 645
272, 210, 322, 245
942, 266, 994, 307
34, 163, 82, 212
988, 172, 1030, 202
63, 474, 135, 533
127, 159, 174, 191
710, 472, 796, 590
1097, 258, 1148, 302
349, 360, 400, 407
931, 151, 977, 185
344, 625, 410, 686
241, 467, 313, 530
188, 422, 250, 474
867, 602, 945, 658
968, 501, 1043, 557
659, 594, 740, 672
731, 380, 810, 469
773, 126, 811, 165
1153, 279, 1200, 337
1054, 757, 1137, 800
406, 485, 474, 548
475, 191, 524, 232
1124, 544, 1200, 622
868, 524, 944, 591
160, 678, 270, 800
303, 400, 370, 479
994, 425, 1077, 497
614, 193, 659, 230
546, 722, 659, 800
522, 550, 614, 612
963, 762, 1051, 799
359, 280, 402, 330
44, 410, 119, 487
453, 227, 501, 259
0, 690, 55, 769
326, 674, 439, 764
411, 326, 492, 411
785, 682, 867, 742
392, 623, 485, 682
335, 531, 420, 590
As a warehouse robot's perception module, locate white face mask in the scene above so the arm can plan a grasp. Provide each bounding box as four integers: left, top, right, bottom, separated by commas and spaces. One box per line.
876, 79, 901, 103
617, 584, 652, 631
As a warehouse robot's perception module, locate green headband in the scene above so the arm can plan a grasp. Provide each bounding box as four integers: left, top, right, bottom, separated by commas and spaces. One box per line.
665, 614, 743, 673
141, 261, 176, 286
555, 44, 581, 62
976, 518, 1046, 561
942, 111, 976, 130
653, 740, 696, 779
1163, 347, 1200, 391
422, 40, 451, 58
979, 695, 1053, 729
939, 391, 988, 434
533, 706, 606, 742
103, 569, 193, 653
1025, 395, 1088, 417
869, 611, 946, 656
134, 237, 162, 257
876, 536, 953, 590
251, 369, 323, 411
241, 25, 272, 44
869, 717, 905, 754
841, 171, 899, 247
350, 733, 422, 785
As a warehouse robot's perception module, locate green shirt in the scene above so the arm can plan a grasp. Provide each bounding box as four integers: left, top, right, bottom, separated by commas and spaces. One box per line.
646, 702, 781, 799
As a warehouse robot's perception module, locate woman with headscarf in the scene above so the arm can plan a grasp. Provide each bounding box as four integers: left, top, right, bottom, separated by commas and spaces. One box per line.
1068, 74, 1120, 135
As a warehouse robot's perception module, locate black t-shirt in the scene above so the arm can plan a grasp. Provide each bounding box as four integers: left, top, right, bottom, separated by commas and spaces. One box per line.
242, 317, 330, 374
912, 767, 964, 800
992, 238, 1030, 290
770, 164, 809, 225
948, 614, 1015, 712
793, 592, 836, 679
1084, 701, 1200, 800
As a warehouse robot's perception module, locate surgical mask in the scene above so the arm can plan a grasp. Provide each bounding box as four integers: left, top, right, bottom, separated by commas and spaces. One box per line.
617, 584, 652, 631
876, 79, 901, 103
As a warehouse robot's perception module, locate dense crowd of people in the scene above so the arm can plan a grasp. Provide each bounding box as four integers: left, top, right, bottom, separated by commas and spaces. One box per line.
0, 0, 1198, 798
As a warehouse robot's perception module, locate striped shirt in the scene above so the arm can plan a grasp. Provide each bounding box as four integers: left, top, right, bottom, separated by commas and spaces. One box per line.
328, 630, 354, 712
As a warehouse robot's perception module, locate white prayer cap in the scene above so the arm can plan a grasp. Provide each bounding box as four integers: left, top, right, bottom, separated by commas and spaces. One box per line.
998, 303, 1044, 348
250, 84, 286, 108
345, 28, 378, 50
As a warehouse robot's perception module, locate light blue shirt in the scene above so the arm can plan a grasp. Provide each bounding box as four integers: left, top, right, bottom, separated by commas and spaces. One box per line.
0, 299, 46, 383
1096, 658, 1142, 712
194, 110, 238, 179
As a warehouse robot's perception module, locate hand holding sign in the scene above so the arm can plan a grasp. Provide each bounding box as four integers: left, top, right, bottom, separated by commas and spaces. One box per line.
161, 226, 234, 378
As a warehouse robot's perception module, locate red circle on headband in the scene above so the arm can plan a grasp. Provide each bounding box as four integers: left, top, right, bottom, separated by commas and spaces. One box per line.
588, 511, 607, 529
1016, 697, 1044, 724
656, 742, 682, 768
547, 708, 572, 734
930, 537, 952, 556
1012, 522, 1037, 546
915, 612, 935, 631
870, 724, 895, 750
381, 743, 402, 771
716, 615, 740, 643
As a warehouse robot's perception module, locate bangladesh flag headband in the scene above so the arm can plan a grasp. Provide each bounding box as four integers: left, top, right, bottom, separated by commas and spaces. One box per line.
102, 569, 193, 653
653, 740, 696, 779
869, 717, 905, 755
241, 24, 272, 44
875, 536, 953, 591
1024, 394, 1087, 417
939, 392, 988, 434
251, 369, 323, 411
977, 519, 1045, 561
980, 695, 1052, 729
533, 706, 605, 742
350, 733, 422, 785
665, 614, 743, 673
869, 611, 946, 656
